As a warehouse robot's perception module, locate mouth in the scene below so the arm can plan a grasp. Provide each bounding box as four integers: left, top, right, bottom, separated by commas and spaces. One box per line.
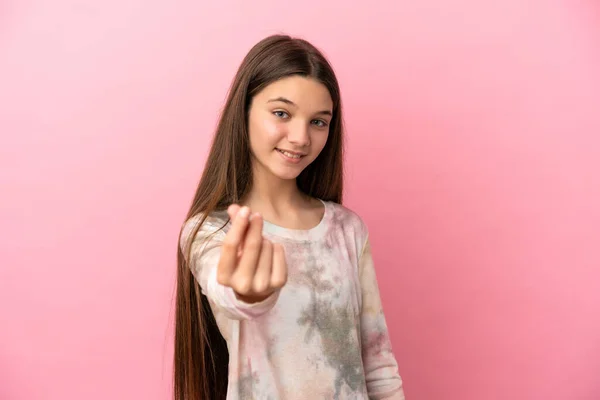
275, 148, 306, 159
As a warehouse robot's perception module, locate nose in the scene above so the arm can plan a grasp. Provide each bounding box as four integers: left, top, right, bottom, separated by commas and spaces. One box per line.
287, 121, 311, 147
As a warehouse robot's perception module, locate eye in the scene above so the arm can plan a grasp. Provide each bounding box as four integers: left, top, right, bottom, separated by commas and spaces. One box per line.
273, 110, 289, 119
311, 119, 328, 128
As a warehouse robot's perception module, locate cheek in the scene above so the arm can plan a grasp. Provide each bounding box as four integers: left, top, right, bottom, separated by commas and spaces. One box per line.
250, 117, 285, 148
263, 119, 287, 143
312, 131, 329, 153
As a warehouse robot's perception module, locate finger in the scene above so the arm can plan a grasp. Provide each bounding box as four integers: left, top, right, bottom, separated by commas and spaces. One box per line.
270, 243, 288, 289
227, 204, 241, 221
252, 239, 273, 293
217, 206, 251, 286
228, 205, 261, 251
227, 204, 244, 257
230, 213, 263, 294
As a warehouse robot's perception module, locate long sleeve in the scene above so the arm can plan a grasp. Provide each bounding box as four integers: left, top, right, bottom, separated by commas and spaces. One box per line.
359, 236, 406, 400
180, 214, 279, 321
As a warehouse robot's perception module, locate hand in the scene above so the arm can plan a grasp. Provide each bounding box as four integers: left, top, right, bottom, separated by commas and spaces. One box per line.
216, 204, 288, 303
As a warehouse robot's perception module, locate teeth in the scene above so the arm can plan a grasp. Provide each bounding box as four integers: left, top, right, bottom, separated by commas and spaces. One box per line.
278, 149, 302, 159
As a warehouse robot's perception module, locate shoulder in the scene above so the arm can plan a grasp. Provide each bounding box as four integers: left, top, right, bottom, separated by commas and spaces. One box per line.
324, 201, 369, 242
179, 209, 229, 253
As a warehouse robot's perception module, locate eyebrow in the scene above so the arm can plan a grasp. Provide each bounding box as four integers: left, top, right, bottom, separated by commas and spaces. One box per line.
267, 97, 332, 116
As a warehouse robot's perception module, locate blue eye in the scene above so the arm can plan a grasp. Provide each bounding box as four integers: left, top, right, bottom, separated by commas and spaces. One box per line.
273, 111, 289, 118
312, 119, 328, 128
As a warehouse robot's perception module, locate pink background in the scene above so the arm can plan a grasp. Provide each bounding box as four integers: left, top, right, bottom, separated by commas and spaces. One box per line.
1, 1, 599, 399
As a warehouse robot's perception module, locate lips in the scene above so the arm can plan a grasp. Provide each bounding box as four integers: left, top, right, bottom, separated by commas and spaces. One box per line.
275, 148, 306, 159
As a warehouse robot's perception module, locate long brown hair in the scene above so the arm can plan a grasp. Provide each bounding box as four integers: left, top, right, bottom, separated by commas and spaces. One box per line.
174, 34, 345, 400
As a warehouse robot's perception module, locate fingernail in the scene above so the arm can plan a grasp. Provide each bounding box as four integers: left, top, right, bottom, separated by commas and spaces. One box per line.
239, 207, 250, 218
249, 212, 261, 222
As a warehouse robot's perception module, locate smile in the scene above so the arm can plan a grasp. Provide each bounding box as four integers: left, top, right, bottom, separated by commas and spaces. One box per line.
276, 148, 305, 159
276, 148, 306, 163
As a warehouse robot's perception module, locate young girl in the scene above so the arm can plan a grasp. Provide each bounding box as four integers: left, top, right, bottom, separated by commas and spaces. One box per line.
175, 34, 405, 400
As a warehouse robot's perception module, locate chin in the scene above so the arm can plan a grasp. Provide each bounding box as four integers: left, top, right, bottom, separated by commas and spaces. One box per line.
270, 167, 304, 181
268, 152, 312, 180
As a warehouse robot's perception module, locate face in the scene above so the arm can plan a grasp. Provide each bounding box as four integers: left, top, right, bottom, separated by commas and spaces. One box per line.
247, 75, 333, 182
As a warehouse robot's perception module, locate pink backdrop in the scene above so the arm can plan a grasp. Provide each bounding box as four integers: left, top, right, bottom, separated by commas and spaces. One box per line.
1, 1, 599, 399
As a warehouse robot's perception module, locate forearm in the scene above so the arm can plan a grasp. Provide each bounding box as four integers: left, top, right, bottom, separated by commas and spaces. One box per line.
359, 237, 406, 398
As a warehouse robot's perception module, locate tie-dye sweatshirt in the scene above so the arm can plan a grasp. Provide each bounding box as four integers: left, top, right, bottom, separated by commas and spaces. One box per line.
181, 199, 405, 400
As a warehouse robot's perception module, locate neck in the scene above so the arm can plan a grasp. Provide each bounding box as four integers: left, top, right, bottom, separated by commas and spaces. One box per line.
242, 164, 307, 216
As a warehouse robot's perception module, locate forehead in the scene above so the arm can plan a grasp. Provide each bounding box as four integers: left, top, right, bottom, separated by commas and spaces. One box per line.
255, 76, 333, 110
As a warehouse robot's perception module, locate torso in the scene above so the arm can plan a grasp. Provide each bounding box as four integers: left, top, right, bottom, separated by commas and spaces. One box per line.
209, 200, 371, 399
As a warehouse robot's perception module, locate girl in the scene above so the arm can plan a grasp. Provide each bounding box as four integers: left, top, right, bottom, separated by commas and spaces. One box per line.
174, 34, 405, 400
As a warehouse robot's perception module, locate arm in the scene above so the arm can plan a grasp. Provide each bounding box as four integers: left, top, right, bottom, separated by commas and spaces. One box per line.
359, 236, 406, 400
181, 215, 280, 320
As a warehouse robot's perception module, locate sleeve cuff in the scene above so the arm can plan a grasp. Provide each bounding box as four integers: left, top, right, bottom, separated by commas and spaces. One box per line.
206, 267, 280, 320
